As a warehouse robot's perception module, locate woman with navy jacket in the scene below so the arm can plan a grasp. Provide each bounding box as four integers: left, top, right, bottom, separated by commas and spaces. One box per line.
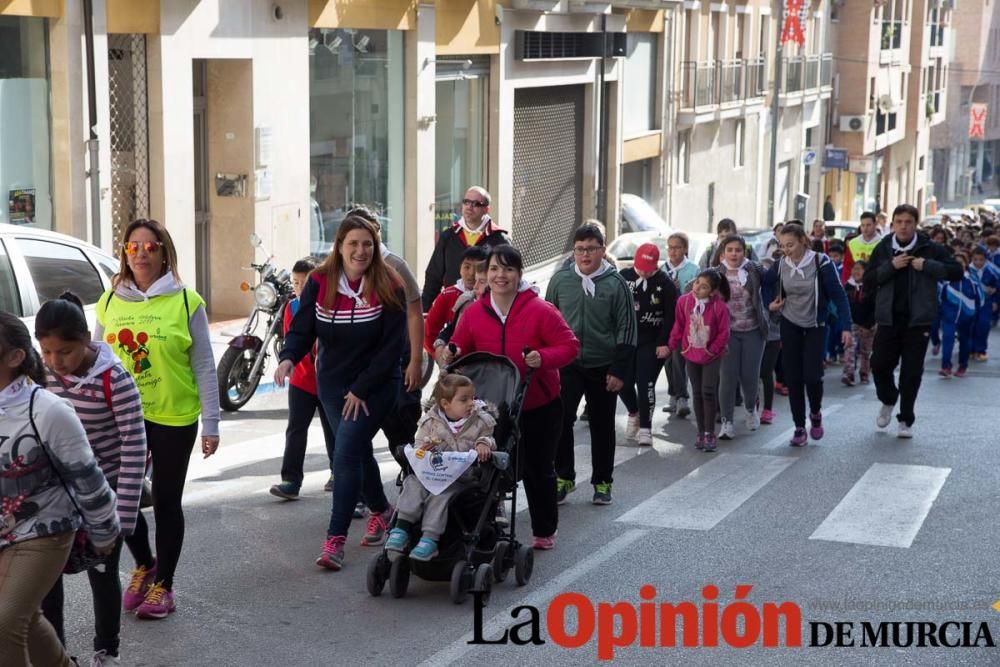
765, 222, 852, 447
275, 215, 407, 571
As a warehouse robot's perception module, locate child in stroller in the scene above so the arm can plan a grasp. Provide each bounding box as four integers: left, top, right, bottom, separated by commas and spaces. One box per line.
368, 351, 536, 604
385, 374, 496, 562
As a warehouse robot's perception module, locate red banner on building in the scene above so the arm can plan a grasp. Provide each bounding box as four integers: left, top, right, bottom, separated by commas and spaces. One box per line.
970, 104, 988, 139
781, 0, 806, 47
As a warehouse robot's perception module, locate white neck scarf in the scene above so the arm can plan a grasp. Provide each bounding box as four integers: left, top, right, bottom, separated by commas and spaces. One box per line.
666, 257, 691, 278
892, 234, 917, 253
454, 278, 472, 295
441, 409, 469, 435
724, 258, 750, 286
847, 277, 860, 289
575, 260, 612, 297
693, 296, 709, 317
784, 250, 816, 279
338, 273, 367, 307
0, 376, 32, 416
490, 292, 510, 323
459, 215, 490, 236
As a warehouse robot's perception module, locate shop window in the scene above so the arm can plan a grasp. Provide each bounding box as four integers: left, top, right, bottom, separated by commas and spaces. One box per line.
309, 29, 405, 254
0, 17, 53, 229
435, 57, 489, 234
623, 33, 658, 136
623, 159, 654, 202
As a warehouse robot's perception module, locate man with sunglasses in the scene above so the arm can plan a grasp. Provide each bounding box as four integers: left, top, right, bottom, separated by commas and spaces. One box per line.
421, 186, 510, 312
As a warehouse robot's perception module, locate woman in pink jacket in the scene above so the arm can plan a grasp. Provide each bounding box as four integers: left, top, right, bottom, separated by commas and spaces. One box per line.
444, 245, 579, 550
668, 269, 732, 452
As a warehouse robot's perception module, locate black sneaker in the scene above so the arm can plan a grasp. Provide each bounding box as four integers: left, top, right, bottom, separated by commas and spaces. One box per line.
556, 478, 576, 504
269, 482, 300, 500
592, 483, 612, 505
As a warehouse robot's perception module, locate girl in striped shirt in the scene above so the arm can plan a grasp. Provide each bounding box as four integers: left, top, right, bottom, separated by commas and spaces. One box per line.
35, 292, 146, 667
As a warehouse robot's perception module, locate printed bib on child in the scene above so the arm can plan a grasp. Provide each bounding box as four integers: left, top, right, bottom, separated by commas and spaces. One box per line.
403, 445, 478, 495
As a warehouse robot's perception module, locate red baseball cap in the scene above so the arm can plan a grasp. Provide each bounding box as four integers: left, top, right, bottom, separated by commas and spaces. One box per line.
633, 243, 660, 273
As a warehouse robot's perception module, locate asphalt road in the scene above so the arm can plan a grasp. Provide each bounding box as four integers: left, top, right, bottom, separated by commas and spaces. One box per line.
60, 334, 1000, 666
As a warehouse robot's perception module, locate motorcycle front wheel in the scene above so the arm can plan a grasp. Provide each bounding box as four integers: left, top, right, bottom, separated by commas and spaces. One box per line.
218, 346, 263, 411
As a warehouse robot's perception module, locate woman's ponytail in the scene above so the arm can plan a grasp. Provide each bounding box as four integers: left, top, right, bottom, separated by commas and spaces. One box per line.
0, 312, 47, 385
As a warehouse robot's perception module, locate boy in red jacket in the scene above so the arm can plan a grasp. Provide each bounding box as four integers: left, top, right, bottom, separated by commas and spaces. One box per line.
269, 258, 335, 500
424, 246, 489, 355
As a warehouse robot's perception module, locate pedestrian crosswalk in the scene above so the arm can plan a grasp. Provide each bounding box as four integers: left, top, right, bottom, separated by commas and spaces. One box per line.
810, 463, 951, 548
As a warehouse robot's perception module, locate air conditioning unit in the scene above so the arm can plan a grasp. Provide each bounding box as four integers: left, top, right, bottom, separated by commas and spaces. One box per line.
840, 115, 865, 132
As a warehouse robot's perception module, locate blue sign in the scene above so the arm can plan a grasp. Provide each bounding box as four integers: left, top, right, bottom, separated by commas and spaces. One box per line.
824, 148, 849, 170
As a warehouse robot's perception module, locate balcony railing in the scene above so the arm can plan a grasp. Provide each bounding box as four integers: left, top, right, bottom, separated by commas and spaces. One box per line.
784, 56, 804, 93
718, 60, 744, 104
680, 59, 768, 111
681, 61, 717, 108
804, 55, 819, 90
881, 19, 903, 50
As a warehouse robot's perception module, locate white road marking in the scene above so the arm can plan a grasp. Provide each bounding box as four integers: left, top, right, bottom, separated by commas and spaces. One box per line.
614, 453, 797, 530
810, 463, 951, 548
415, 528, 649, 667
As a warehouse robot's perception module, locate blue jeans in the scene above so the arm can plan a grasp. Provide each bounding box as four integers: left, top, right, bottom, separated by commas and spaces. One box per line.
318, 378, 400, 537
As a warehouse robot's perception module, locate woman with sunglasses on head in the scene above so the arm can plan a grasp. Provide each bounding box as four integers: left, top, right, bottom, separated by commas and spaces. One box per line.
94, 219, 220, 620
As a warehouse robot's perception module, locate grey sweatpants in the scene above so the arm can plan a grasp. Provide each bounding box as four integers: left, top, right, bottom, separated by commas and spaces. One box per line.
720, 328, 766, 422
396, 475, 472, 540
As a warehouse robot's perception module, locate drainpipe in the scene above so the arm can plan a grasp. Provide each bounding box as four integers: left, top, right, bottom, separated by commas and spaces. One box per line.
83, 0, 102, 246
597, 13, 609, 225
766, 2, 785, 226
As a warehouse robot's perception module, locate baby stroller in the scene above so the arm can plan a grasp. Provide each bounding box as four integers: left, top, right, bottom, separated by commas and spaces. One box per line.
366, 351, 535, 606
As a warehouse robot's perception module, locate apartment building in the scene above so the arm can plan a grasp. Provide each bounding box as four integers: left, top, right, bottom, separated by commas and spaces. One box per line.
665, 0, 832, 232
826, 0, 951, 219
931, 0, 997, 204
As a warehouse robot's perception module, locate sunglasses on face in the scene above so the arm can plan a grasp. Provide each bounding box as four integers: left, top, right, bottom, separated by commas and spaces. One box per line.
462, 199, 488, 208
123, 241, 164, 255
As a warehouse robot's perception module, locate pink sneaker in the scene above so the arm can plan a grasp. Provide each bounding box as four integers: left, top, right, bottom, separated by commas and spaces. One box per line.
123, 563, 156, 612
532, 531, 557, 550
759, 409, 775, 425
809, 412, 824, 440
135, 581, 175, 620
316, 535, 346, 570
361, 506, 393, 546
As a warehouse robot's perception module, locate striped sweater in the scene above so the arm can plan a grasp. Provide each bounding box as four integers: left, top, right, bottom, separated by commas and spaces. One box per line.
44, 343, 147, 535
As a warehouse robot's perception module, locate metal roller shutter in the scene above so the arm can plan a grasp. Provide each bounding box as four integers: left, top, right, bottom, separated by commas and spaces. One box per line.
512, 85, 584, 267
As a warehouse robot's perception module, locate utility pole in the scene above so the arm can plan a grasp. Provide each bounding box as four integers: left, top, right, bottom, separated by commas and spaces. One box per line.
766, 1, 785, 226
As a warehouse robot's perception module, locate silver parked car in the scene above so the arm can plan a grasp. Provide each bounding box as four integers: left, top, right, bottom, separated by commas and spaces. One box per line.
1, 223, 119, 330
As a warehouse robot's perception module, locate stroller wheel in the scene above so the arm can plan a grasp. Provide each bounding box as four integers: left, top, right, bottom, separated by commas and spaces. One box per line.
450, 560, 470, 605
492, 540, 510, 584
366, 553, 389, 597
514, 544, 534, 586
473, 564, 493, 607
389, 557, 410, 599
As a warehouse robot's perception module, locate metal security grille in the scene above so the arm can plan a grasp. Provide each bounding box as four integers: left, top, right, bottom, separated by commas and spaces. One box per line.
108, 34, 150, 245
512, 85, 583, 267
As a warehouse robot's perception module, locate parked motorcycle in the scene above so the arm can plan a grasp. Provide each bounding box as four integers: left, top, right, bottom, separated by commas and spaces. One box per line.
217, 234, 293, 411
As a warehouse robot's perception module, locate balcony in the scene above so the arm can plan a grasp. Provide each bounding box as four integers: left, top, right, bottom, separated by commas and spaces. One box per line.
780, 54, 833, 105
677, 59, 767, 124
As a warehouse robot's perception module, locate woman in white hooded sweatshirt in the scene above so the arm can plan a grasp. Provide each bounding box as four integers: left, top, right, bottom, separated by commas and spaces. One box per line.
36, 291, 146, 666
95, 219, 220, 621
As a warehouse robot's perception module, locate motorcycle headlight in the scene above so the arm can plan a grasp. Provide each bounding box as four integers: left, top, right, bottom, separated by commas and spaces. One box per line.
254, 282, 278, 309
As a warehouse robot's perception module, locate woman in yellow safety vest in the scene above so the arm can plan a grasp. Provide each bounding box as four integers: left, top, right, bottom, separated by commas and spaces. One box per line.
96, 219, 220, 621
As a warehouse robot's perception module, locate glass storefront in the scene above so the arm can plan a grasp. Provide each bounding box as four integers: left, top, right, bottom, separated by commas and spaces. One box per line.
435, 57, 489, 234
308, 28, 404, 255
0, 17, 52, 228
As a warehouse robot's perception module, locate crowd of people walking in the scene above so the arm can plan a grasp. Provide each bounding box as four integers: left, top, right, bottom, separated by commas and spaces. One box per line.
2, 184, 995, 665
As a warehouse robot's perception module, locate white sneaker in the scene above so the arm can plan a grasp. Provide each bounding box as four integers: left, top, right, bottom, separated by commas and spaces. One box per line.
745, 408, 760, 431
897, 423, 913, 439
676, 397, 691, 418
91, 651, 121, 667
664, 396, 677, 413
876, 404, 894, 429
625, 413, 640, 439
637, 427, 653, 446
718, 419, 736, 440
